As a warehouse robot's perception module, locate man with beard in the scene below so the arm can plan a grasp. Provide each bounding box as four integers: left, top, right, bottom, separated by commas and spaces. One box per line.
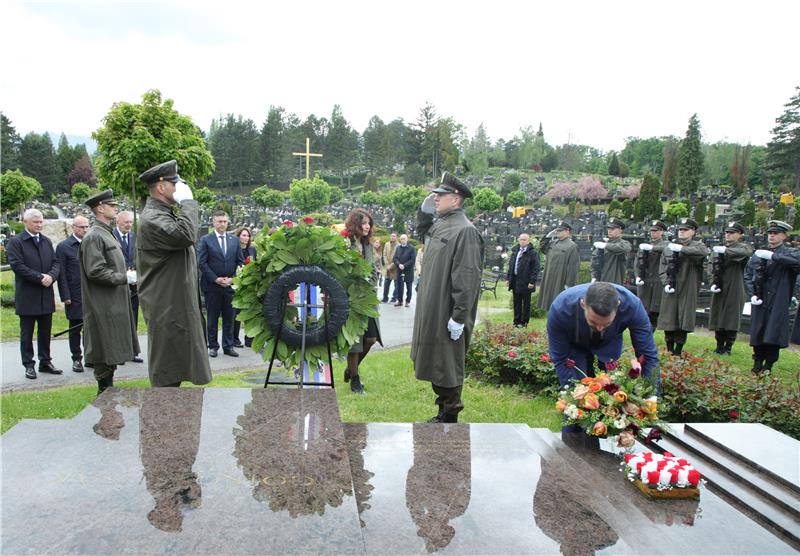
536, 221, 580, 312
635, 220, 669, 330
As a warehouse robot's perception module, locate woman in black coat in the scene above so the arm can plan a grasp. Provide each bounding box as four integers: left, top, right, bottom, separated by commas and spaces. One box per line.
233, 227, 257, 347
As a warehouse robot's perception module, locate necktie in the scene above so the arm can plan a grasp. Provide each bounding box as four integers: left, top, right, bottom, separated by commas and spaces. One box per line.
515, 248, 524, 275
122, 234, 129, 254
219, 235, 226, 255
34, 235, 40, 245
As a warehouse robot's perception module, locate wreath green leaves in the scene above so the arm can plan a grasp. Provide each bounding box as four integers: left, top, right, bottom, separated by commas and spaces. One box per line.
232, 219, 379, 369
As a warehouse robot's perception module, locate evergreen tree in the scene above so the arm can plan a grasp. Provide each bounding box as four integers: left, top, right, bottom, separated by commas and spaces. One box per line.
634, 173, 662, 221
773, 202, 786, 221
676, 114, 704, 197
464, 123, 490, 176
55, 134, 85, 189
324, 105, 358, 185
208, 114, 260, 188
766, 86, 800, 193
0, 114, 21, 171
607, 152, 621, 177
730, 144, 751, 196
386, 118, 408, 169
621, 198, 634, 219
694, 200, 706, 225
260, 106, 292, 187
706, 201, 716, 226
362, 116, 390, 174
19, 132, 59, 195
661, 139, 679, 195
741, 199, 756, 226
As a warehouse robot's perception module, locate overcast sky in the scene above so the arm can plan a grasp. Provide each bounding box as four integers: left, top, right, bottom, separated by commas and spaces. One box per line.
3, 0, 798, 152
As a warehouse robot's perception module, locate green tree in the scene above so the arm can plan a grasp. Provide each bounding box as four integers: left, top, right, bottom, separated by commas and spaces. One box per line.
620, 136, 671, 176
208, 114, 261, 188
541, 150, 559, 172
324, 105, 358, 185
403, 163, 425, 186
706, 201, 716, 226
729, 144, 752, 196
607, 152, 621, 177
362, 115, 391, 174
755, 208, 770, 229
251, 185, 285, 208
473, 187, 503, 212
607, 199, 622, 217
1, 114, 22, 171
389, 185, 427, 226
661, 138, 679, 195
621, 198, 634, 219
463, 123, 490, 176
506, 189, 527, 207
55, 134, 87, 189
794, 198, 800, 229
260, 106, 293, 186
766, 86, 800, 193
741, 199, 756, 226
19, 132, 59, 195
502, 171, 522, 196
93, 89, 214, 203
386, 118, 408, 168
694, 200, 706, 225
773, 202, 786, 221
361, 190, 380, 205
364, 174, 378, 192
665, 201, 689, 223
194, 186, 216, 208
634, 173, 662, 221
0, 169, 42, 216
70, 182, 93, 204
329, 185, 344, 204
676, 114, 704, 197
288, 176, 332, 213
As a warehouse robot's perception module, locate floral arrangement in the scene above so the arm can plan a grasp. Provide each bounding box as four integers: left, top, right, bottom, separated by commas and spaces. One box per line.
555, 358, 666, 448
623, 452, 701, 493
232, 217, 379, 369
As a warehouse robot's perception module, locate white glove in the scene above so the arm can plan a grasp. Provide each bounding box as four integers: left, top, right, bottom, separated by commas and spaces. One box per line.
664, 285, 675, 294
591, 278, 597, 283
421, 193, 436, 214
667, 243, 683, 253
754, 249, 773, 260
710, 284, 721, 294
126, 270, 137, 285
750, 295, 763, 306
447, 318, 464, 341
593, 241, 607, 249
639, 243, 653, 252
173, 180, 194, 203
712, 246, 726, 254
635, 277, 644, 286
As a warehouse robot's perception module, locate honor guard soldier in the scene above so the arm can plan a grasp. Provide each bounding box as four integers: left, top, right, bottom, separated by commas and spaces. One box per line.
635, 220, 669, 330
744, 220, 800, 374
657, 217, 709, 356
536, 220, 580, 312
591, 218, 632, 285
708, 221, 753, 354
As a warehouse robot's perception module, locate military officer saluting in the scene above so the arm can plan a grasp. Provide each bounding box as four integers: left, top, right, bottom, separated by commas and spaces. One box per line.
744, 220, 800, 374
635, 220, 669, 330
537, 220, 580, 312
708, 221, 753, 354
657, 217, 709, 356
592, 218, 632, 285
79, 190, 140, 394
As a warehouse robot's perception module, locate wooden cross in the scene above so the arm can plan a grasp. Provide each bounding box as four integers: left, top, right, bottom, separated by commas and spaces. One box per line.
292, 137, 323, 180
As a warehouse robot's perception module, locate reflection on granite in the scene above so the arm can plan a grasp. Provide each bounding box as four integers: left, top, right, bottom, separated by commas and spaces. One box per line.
232, 388, 352, 518
405, 423, 471, 552
344, 422, 375, 527
140, 388, 204, 532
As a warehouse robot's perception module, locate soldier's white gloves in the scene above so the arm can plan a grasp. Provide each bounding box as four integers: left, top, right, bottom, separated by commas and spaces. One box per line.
173, 180, 194, 204
126, 270, 137, 285
712, 246, 726, 254
710, 284, 721, 294
667, 243, 683, 253
664, 285, 676, 294
750, 295, 763, 306
593, 242, 607, 249
754, 249, 773, 260
447, 318, 464, 341
635, 277, 645, 286
591, 278, 597, 283
639, 243, 653, 251
421, 193, 436, 215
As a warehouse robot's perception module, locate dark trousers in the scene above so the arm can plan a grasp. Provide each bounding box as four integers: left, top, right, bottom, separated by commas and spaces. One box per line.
130, 284, 140, 354
382, 277, 396, 302
93, 362, 116, 381
395, 271, 414, 303
205, 287, 235, 350
647, 311, 659, 331
512, 289, 533, 326
753, 343, 781, 368
68, 318, 83, 361
19, 314, 53, 367
432, 383, 464, 416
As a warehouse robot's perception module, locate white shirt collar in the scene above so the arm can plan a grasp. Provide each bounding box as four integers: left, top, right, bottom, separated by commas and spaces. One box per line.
117, 228, 126, 237
73, 234, 82, 243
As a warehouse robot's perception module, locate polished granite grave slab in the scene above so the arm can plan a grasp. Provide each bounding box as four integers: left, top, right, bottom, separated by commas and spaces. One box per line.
2, 388, 797, 555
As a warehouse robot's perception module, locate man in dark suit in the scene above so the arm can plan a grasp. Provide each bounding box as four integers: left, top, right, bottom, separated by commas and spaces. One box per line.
6, 208, 62, 379
113, 210, 143, 363
506, 233, 540, 327
197, 211, 244, 357
56, 215, 90, 372
392, 234, 416, 307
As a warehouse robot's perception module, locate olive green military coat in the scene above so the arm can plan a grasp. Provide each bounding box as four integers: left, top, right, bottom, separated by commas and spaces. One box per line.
537, 237, 580, 312
411, 208, 484, 388
657, 239, 709, 332
136, 198, 212, 386
79, 220, 140, 365
708, 241, 753, 331
636, 239, 669, 313
592, 237, 632, 284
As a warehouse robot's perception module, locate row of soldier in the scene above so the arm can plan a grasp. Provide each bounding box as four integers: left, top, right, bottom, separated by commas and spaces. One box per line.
535, 216, 800, 375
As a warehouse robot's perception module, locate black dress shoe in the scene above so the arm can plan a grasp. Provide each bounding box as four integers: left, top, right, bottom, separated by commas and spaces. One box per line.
25, 366, 37, 379
233, 341, 244, 348
132, 356, 144, 363
209, 348, 218, 358
39, 364, 63, 375
223, 348, 239, 357
72, 360, 84, 373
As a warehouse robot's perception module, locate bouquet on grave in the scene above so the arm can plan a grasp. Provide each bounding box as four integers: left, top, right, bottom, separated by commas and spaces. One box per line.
555, 357, 667, 448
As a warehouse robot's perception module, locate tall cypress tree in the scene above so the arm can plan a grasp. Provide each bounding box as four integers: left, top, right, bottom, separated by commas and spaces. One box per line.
766, 86, 800, 193
676, 114, 704, 197
634, 172, 662, 221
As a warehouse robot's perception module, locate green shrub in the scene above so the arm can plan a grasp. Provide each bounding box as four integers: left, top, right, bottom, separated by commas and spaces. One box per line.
1, 291, 15, 308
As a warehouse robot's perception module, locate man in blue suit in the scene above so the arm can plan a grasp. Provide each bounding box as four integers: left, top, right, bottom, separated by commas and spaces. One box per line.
197, 211, 244, 357
56, 215, 90, 372
113, 210, 143, 363
547, 282, 659, 388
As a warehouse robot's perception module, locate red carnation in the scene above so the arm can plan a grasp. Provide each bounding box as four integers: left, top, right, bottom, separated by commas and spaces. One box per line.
628, 366, 641, 379
605, 360, 618, 371
603, 383, 620, 395
663, 451, 674, 458
729, 409, 740, 419
566, 359, 577, 368
507, 350, 517, 359
647, 470, 660, 485
687, 469, 701, 487
244, 257, 251, 265
340, 229, 350, 238
303, 216, 314, 225
539, 353, 551, 363
283, 220, 294, 228
645, 428, 662, 441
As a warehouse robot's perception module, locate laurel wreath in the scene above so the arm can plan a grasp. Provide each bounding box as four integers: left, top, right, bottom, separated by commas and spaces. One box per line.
232, 219, 379, 369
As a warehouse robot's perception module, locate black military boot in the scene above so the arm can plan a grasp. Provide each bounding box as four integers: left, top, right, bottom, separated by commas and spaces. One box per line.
714, 332, 725, 354
751, 356, 763, 375
350, 374, 365, 395
427, 407, 445, 423
665, 338, 675, 355
442, 413, 458, 423
96, 375, 114, 395
672, 343, 684, 357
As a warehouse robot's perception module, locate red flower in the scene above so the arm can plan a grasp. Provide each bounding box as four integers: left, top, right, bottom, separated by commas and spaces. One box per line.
507, 350, 517, 358
244, 257, 251, 265
628, 366, 641, 379
566, 359, 577, 368
645, 428, 662, 441
729, 409, 739, 419
283, 220, 294, 228
605, 360, 618, 370
687, 469, 701, 487
302, 216, 314, 225
603, 383, 620, 395
539, 353, 551, 363
340, 229, 350, 238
